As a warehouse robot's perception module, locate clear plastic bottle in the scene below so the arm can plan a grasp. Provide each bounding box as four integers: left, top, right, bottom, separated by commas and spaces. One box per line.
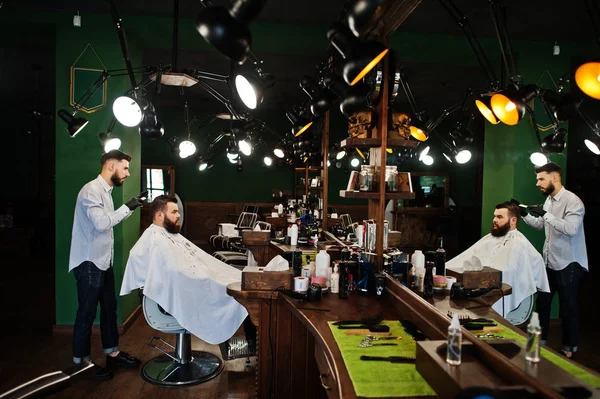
446, 314, 462, 365
330, 264, 340, 294
525, 312, 541, 363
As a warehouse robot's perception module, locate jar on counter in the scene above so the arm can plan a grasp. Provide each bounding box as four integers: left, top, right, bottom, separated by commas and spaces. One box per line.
359, 165, 376, 191
385, 165, 398, 192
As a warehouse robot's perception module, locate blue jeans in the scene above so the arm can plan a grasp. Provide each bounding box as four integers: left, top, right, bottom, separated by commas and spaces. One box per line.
536, 262, 585, 352
72, 262, 119, 363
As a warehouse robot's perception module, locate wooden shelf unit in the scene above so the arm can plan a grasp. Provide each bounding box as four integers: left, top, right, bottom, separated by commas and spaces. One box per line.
339, 190, 415, 200
340, 137, 419, 149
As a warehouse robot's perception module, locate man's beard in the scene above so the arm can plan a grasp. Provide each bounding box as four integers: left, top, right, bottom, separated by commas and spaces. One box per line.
111, 173, 123, 187
164, 218, 181, 234
540, 182, 555, 196
490, 222, 510, 237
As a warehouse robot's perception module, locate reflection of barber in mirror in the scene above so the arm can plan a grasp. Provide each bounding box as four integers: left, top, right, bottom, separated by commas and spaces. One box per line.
121, 196, 255, 352
446, 202, 550, 317
69, 150, 145, 380
515, 162, 588, 359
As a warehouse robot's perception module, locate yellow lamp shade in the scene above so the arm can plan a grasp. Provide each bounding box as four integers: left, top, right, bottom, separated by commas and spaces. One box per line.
349, 48, 389, 86
475, 98, 500, 125
409, 125, 428, 141
490, 92, 521, 125
575, 62, 600, 100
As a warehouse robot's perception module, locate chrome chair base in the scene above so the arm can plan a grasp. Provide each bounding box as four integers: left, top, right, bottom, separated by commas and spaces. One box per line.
141, 351, 223, 386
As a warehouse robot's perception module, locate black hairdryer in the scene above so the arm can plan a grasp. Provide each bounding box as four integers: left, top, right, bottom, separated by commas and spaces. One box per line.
450, 283, 496, 300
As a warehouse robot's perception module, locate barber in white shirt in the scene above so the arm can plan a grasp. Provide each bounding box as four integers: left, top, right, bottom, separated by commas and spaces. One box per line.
69, 150, 145, 379
517, 162, 588, 359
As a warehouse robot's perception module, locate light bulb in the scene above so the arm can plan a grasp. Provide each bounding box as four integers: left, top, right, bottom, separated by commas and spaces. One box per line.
198, 162, 208, 171
422, 154, 434, 165
104, 137, 121, 153
274, 148, 285, 158
455, 149, 472, 164
179, 140, 196, 159
263, 156, 273, 166
235, 75, 258, 110
238, 140, 252, 156
505, 102, 516, 112
113, 96, 143, 127
350, 158, 360, 167
584, 139, 600, 155
418, 146, 430, 161
530, 152, 548, 166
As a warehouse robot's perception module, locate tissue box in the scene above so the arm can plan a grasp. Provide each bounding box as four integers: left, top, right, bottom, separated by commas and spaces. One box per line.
241, 266, 294, 290
241, 230, 271, 245
446, 266, 502, 290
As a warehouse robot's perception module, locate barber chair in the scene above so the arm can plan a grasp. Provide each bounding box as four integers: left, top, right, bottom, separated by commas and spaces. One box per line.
142, 296, 223, 386
505, 294, 534, 326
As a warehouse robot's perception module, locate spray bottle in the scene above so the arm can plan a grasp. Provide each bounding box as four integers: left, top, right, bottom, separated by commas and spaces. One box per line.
525, 312, 541, 363
446, 314, 462, 366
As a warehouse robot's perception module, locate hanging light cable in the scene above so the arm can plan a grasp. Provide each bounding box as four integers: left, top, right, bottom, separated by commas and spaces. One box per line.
179, 101, 197, 159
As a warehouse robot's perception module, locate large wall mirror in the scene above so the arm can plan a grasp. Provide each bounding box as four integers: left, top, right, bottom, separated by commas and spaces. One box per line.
141, 165, 175, 203
404, 172, 449, 208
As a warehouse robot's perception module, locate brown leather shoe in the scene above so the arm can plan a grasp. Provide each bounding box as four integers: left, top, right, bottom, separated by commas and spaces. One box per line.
106, 351, 141, 368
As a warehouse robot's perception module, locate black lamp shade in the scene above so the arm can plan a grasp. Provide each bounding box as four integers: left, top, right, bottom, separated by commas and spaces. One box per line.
409, 118, 429, 142
541, 90, 583, 122
286, 110, 313, 137
342, 41, 389, 86
345, 0, 382, 37
541, 128, 567, 153
339, 82, 371, 118
58, 108, 89, 137
328, 23, 388, 86
235, 72, 275, 110
309, 89, 337, 117
139, 106, 164, 139
196, 7, 252, 64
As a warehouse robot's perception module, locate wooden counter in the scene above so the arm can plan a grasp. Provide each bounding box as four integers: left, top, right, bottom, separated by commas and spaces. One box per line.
227, 277, 600, 399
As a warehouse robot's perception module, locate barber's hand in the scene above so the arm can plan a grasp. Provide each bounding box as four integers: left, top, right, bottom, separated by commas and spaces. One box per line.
527, 205, 546, 217
510, 198, 528, 217
126, 191, 147, 211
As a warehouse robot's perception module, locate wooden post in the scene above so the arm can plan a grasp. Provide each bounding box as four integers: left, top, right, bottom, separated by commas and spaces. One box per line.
321, 112, 330, 230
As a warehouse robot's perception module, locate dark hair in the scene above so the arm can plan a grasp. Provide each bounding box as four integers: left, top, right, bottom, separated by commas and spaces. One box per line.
534, 162, 562, 176
151, 195, 178, 218
496, 201, 519, 220
101, 150, 132, 166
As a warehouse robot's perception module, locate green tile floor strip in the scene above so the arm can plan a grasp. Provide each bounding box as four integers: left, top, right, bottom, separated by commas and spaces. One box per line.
328, 321, 436, 398
478, 327, 600, 388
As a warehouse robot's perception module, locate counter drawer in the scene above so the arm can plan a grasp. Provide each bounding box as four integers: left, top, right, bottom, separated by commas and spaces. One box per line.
314, 345, 339, 398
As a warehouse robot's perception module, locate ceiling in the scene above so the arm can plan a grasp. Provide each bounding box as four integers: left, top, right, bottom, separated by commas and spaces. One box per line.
10, 0, 597, 41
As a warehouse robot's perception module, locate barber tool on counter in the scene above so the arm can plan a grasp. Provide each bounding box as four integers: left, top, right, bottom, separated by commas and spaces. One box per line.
360, 355, 415, 363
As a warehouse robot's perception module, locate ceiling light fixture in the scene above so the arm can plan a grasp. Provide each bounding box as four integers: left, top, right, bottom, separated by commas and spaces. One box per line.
286, 109, 313, 137
541, 128, 567, 153
475, 96, 500, 124
98, 118, 121, 152
195, 0, 266, 64
139, 103, 164, 138
490, 85, 538, 126
575, 61, 600, 100
344, 0, 382, 37
263, 156, 273, 166
58, 109, 89, 137
327, 23, 389, 86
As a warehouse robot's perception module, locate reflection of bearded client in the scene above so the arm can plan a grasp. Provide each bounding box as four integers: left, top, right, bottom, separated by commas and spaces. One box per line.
120, 196, 249, 344
446, 202, 550, 317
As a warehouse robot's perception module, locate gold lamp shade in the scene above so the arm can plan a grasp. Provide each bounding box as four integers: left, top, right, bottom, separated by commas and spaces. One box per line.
490, 92, 523, 126
575, 62, 600, 100
409, 125, 428, 141
475, 97, 500, 125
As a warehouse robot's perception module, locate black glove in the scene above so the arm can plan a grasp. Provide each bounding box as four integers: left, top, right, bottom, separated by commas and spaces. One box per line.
527, 205, 546, 217
510, 198, 528, 217
125, 190, 148, 211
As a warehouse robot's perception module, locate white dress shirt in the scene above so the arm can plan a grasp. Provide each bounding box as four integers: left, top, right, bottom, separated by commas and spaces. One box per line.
523, 187, 588, 271
69, 175, 132, 272
446, 229, 550, 316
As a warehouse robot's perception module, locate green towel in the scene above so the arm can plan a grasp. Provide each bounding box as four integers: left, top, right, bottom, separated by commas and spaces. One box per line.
478, 327, 600, 388
328, 321, 435, 398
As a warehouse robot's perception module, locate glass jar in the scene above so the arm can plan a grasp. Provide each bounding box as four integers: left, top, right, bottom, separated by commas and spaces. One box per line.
359, 165, 376, 191
385, 165, 398, 192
